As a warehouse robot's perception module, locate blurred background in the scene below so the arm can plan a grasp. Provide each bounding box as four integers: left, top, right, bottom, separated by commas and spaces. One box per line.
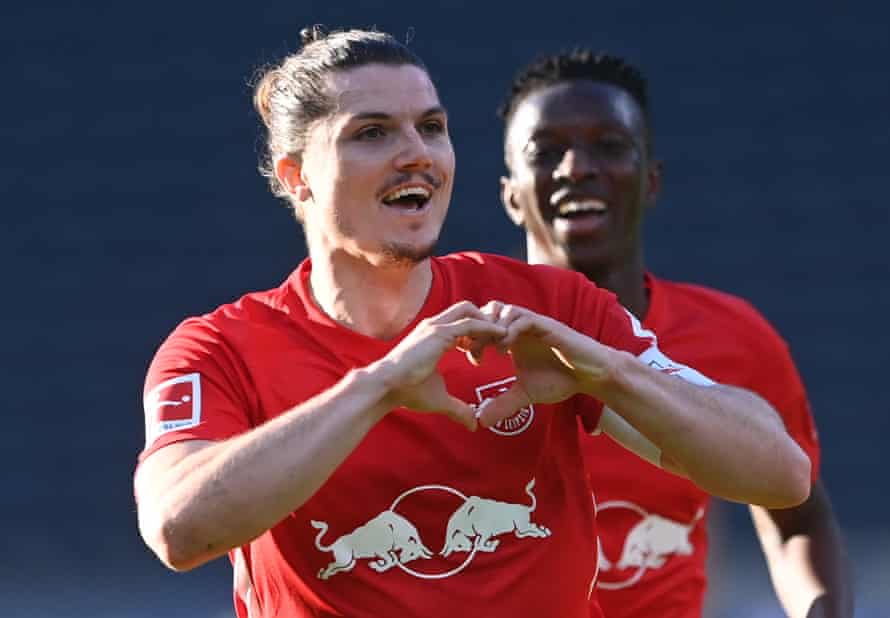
3, 1, 887, 616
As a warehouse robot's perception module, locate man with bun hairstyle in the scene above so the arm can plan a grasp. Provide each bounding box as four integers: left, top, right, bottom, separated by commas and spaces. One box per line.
135, 27, 810, 618
498, 49, 852, 618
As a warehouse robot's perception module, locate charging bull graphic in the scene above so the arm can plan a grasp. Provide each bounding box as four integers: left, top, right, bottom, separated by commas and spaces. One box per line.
312, 511, 434, 580
440, 479, 551, 557
613, 507, 704, 570
597, 500, 704, 590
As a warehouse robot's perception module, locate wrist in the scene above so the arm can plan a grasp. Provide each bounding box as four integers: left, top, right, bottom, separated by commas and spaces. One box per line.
346, 363, 399, 422
577, 348, 631, 398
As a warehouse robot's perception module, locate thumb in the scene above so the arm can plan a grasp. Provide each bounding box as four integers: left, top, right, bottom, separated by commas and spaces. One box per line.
478, 382, 531, 429
437, 396, 479, 432
418, 386, 478, 431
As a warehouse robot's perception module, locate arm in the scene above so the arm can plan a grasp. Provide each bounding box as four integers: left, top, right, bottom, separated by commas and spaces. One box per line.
474, 301, 811, 509
750, 480, 854, 618
588, 355, 809, 508
136, 302, 504, 572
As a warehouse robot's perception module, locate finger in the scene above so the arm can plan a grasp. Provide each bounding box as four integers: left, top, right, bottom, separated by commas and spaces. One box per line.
426, 300, 484, 325
481, 301, 524, 325
478, 382, 531, 429
497, 303, 523, 324
498, 314, 546, 349
440, 318, 507, 348
480, 300, 505, 320
436, 397, 479, 431
406, 373, 479, 431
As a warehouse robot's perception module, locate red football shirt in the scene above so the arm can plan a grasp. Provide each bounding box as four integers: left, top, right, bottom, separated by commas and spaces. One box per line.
139, 252, 662, 618
587, 273, 821, 618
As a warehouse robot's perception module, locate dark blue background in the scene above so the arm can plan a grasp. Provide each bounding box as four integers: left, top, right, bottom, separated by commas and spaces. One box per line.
3, 2, 887, 616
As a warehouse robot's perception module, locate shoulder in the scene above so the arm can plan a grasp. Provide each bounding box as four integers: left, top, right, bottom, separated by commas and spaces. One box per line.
436, 252, 617, 336
154, 278, 295, 363
654, 276, 791, 356
436, 251, 597, 296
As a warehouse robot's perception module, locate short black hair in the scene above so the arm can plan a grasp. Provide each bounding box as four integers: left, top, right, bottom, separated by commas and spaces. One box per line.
498, 50, 650, 131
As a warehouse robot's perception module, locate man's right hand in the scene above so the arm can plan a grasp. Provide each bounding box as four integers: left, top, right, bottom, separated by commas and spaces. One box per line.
369, 301, 507, 430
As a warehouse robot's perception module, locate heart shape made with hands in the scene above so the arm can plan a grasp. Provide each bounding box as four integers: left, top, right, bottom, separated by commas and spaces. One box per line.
452, 325, 585, 431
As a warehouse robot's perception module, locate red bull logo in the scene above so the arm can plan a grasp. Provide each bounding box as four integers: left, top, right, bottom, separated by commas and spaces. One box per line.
474, 377, 535, 436
595, 499, 704, 590
440, 479, 550, 556
311, 479, 550, 581
312, 511, 434, 580
144, 373, 201, 447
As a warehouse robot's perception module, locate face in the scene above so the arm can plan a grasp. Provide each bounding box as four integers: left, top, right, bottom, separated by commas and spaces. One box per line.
288, 63, 454, 267
502, 80, 659, 274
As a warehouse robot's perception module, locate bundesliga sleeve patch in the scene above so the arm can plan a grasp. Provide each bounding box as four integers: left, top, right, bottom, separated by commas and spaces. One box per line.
144, 373, 202, 448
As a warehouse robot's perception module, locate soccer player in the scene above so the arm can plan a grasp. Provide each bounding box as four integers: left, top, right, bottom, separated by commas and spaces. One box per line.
498, 50, 852, 618
135, 28, 810, 618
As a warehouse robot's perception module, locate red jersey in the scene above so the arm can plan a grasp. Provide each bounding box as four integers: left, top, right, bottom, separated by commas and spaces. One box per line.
139, 252, 662, 618
587, 273, 821, 618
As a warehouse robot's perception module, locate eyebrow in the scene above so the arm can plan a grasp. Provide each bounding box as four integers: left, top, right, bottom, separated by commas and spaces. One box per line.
348, 106, 448, 122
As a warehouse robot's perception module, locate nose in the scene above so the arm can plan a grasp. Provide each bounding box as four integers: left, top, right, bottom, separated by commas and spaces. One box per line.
553, 147, 599, 183
394, 127, 433, 171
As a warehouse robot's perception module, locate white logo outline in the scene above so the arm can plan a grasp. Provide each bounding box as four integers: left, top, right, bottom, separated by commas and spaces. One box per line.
595, 498, 703, 591
311, 479, 550, 581
144, 372, 202, 447
474, 376, 535, 436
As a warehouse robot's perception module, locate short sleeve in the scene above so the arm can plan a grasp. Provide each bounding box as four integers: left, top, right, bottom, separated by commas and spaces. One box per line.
563, 276, 716, 431
746, 326, 821, 481
139, 317, 254, 464
561, 275, 656, 431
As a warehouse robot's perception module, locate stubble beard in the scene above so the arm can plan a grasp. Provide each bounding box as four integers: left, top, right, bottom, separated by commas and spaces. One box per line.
380, 239, 439, 266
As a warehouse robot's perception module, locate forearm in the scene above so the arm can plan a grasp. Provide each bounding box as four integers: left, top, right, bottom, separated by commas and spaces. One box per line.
139, 366, 392, 570
586, 350, 811, 507
751, 485, 854, 618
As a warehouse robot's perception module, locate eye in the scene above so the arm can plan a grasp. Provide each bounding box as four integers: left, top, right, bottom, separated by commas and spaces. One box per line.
526, 144, 564, 166
596, 135, 633, 158
419, 119, 445, 136
356, 125, 386, 141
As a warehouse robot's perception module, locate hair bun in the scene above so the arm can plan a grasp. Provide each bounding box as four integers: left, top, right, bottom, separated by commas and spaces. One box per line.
299, 24, 327, 46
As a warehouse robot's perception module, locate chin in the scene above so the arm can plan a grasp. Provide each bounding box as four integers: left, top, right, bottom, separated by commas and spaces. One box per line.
564, 245, 613, 273
380, 239, 438, 266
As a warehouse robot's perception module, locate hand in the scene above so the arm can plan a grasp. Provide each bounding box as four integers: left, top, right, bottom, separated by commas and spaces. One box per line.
371, 301, 507, 430
475, 301, 615, 428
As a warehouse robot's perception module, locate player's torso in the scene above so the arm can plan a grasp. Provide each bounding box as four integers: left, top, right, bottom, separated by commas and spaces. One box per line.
223, 268, 599, 617
587, 279, 761, 618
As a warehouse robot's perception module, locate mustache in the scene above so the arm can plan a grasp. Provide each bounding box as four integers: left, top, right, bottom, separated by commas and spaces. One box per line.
379, 172, 443, 196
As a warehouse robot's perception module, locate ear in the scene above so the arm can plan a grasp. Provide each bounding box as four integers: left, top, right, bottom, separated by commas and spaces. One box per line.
275, 155, 312, 202
500, 175, 524, 227
644, 159, 663, 210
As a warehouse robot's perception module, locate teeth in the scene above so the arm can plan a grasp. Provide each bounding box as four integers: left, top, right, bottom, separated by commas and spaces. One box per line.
383, 186, 431, 202
557, 199, 607, 216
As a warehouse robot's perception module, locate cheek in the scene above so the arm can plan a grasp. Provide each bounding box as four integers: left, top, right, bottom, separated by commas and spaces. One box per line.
529, 173, 554, 204
611, 158, 644, 182
435, 143, 456, 178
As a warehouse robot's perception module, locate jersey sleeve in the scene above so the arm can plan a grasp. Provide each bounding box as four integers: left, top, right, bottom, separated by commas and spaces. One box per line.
564, 274, 715, 432
745, 321, 821, 481
139, 317, 254, 464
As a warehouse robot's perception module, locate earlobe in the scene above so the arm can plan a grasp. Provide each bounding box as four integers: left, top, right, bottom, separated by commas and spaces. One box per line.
500, 176, 524, 226
275, 156, 312, 202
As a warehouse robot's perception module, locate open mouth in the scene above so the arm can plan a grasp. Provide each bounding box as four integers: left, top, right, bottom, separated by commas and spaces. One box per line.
381, 185, 432, 211
555, 198, 607, 219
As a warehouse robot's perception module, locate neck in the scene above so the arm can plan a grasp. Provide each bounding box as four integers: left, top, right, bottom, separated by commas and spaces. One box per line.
579, 257, 650, 321
526, 239, 650, 320
308, 249, 433, 340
